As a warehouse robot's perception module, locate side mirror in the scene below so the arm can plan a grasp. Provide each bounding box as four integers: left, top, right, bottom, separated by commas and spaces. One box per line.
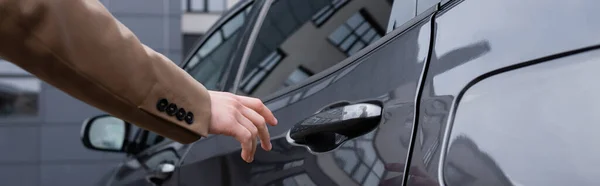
81, 115, 130, 153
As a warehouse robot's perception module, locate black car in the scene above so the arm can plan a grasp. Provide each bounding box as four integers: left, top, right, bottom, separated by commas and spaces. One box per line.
80, 0, 600, 185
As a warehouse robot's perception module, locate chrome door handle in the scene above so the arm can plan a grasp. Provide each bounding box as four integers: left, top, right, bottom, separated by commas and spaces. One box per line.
286, 102, 383, 153
145, 162, 175, 186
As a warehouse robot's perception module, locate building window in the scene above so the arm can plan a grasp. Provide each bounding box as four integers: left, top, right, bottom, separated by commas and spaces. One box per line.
312, 0, 350, 27
328, 10, 383, 56
284, 66, 313, 87
0, 60, 40, 118
183, 0, 227, 13
239, 50, 285, 94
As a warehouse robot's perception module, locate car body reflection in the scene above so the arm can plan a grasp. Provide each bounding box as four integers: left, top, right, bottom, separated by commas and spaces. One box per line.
178, 0, 431, 184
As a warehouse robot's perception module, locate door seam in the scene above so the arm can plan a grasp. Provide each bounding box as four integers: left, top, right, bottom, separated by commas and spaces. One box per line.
401, 4, 440, 186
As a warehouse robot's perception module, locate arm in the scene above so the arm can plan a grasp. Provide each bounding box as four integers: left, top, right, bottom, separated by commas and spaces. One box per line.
0, 0, 210, 143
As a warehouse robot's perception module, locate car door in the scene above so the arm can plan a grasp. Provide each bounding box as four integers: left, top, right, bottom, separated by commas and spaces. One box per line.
110, 131, 186, 186
406, 0, 600, 185
177, 0, 437, 185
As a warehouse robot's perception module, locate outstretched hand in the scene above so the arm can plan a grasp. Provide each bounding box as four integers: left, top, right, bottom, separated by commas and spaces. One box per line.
207, 91, 278, 163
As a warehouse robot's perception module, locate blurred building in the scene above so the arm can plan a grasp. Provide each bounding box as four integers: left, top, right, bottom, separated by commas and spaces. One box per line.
0, 0, 192, 185
181, 0, 242, 56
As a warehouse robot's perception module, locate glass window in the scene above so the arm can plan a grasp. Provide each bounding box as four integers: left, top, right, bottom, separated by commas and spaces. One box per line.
386, 0, 417, 33
144, 131, 166, 148
190, 0, 206, 12
284, 66, 313, 87
328, 11, 383, 56
222, 12, 245, 38
238, 0, 392, 98
0, 60, 40, 118
183, 3, 255, 90
186, 0, 227, 13
444, 50, 600, 186
208, 0, 226, 12
312, 0, 350, 26
182, 0, 189, 11
417, 0, 439, 14
329, 25, 351, 44
239, 50, 284, 94
198, 33, 223, 57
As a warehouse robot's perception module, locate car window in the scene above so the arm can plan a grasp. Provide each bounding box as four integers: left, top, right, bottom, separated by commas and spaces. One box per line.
417, 0, 439, 15
386, 0, 416, 33
237, 0, 393, 98
144, 131, 166, 148
182, 2, 255, 90
443, 50, 600, 186
130, 130, 167, 153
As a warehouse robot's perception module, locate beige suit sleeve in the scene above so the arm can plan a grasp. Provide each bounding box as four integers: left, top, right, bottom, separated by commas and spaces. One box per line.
0, 0, 211, 143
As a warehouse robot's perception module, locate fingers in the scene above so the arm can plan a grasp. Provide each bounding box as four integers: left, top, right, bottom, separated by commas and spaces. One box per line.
236, 96, 278, 126
241, 106, 272, 151
206, 91, 277, 163
231, 121, 255, 163
236, 113, 258, 162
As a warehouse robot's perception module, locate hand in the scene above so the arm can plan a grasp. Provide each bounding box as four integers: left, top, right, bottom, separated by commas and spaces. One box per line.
207, 91, 278, 163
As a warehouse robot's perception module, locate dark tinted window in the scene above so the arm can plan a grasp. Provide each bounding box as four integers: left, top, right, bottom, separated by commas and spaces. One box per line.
144, 131, 165, 148
183, 2, 255, 90
444, 51, 600, 186
238, 0, 392, 98
133, 130, 166, 151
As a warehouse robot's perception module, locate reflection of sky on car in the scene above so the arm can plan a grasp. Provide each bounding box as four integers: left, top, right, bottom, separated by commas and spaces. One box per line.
447, 52, 600, 186
432, 0, 600, 97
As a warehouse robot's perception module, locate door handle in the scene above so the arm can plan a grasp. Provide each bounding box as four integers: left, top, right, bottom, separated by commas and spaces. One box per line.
145, 162, 175, 186
286, 102, 383, 153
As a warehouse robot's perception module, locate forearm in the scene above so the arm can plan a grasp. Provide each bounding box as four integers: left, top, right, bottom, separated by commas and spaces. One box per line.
0, 0, 211, 143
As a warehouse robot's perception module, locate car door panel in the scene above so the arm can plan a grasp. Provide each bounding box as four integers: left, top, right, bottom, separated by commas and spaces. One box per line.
108, 141, 187, 186
407, 0, 600, 185
177, 1, 436, 185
